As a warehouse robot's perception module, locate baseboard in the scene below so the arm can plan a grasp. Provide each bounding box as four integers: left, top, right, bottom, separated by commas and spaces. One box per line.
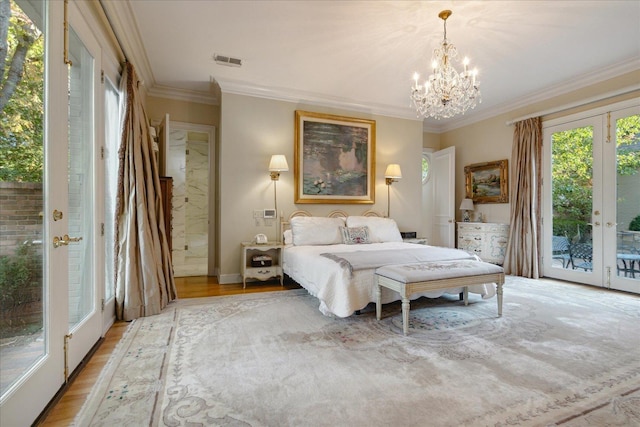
218, 273, 242, 285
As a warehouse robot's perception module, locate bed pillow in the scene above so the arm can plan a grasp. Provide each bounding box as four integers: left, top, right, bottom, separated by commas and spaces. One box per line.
283, 229, 293, 245
340, 226, 371, 244
290, 216, 346, 246
346, 216, 403, 243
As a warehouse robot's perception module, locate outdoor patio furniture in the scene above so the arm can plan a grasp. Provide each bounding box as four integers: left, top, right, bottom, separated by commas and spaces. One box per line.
570, 242, 593, 271
552, 235, 571, 268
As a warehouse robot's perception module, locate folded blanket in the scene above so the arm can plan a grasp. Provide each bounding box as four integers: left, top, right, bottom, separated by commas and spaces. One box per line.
320, 246, 477, 276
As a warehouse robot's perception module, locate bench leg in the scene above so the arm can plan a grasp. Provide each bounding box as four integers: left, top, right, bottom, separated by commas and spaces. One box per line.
463, 287, 468, 305
376, 284, 381, 321
497, 282, 503, 316
401, 297, 410, 336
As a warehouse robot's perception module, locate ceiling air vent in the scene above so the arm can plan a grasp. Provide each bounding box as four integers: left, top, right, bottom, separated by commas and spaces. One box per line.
213, 54, 242, 67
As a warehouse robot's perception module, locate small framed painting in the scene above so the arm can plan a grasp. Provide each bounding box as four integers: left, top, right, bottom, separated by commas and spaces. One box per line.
465, 159, 509, 203
294, 110, 376, 204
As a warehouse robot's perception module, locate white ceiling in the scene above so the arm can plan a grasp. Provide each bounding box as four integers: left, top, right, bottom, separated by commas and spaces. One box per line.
104, 0, 640, 132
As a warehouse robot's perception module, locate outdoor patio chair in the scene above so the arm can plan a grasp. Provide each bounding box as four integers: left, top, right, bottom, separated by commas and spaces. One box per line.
552, 235, 571, 268
570, 242, 593, 271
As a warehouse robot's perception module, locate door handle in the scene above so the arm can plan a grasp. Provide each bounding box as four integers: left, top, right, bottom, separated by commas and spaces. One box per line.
53, 234, 83, 248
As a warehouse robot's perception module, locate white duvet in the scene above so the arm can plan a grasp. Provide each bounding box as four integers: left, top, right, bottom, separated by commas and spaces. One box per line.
283, 242, 497, 317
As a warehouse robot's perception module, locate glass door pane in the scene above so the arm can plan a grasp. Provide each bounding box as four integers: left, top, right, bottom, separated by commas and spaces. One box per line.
613, 112, 640, 288
67, 26, 94, 329
550, 125, 594, 275
0, 0, 46, 398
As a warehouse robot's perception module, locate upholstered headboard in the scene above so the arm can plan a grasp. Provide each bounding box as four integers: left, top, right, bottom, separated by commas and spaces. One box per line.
281, 209, 382, 233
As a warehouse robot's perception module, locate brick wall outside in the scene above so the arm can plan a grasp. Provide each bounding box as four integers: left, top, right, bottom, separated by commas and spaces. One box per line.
0, 182, 44, 257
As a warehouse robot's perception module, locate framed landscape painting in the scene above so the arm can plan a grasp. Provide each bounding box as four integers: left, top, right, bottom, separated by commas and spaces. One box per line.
465, 159, 509, 203
294, 110, 376, 204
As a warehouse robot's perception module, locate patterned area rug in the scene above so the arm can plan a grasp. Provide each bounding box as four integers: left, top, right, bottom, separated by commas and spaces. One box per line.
74, 277, 640, 426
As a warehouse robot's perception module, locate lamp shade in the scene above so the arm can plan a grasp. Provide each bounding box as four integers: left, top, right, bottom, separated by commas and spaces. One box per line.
384, 164, 402, 179
459, 198, 475, 211
269, 154, 289, 172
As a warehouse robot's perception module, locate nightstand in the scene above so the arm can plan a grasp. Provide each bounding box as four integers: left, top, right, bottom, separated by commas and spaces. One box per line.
241, 242, 283, 288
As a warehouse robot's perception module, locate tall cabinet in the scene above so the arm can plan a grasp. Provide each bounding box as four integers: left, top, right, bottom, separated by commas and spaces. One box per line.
457, 222, 509, 265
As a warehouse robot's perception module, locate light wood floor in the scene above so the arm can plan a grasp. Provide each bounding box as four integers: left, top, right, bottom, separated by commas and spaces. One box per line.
38, 277, 300, 426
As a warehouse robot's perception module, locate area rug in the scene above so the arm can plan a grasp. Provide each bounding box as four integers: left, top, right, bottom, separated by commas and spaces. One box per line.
74, 277, 640, 426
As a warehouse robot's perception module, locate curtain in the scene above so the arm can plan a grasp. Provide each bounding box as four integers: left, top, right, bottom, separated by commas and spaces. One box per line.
114, 62, 176, 321
503, 117, 543, 278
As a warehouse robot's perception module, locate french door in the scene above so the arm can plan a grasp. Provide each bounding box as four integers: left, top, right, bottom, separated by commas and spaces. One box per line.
0, 1, 104, 424
543, 99, 640, 294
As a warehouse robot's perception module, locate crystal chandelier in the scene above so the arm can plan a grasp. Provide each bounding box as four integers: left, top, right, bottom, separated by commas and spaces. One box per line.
410, 10, 481, 120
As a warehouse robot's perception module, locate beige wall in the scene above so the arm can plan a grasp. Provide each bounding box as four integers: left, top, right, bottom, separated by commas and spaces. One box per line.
422, 132, 440, 150
146, 96, 219, 127
218, 93, 423, 282
437, 70, 640, 226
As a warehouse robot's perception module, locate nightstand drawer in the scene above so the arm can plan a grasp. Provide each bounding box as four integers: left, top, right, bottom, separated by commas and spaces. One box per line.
244, 266, 282, 281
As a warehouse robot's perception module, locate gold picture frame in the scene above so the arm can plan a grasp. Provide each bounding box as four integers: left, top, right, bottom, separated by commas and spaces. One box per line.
465, 159, 509, 203
294, 110, 376, 204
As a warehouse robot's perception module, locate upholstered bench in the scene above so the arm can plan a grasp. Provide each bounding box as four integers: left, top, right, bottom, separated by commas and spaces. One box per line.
375, 259, 505, 335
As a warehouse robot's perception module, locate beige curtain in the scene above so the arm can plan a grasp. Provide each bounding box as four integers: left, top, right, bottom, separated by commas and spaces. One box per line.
114, 62, 176, 321
503, 117, 543, 278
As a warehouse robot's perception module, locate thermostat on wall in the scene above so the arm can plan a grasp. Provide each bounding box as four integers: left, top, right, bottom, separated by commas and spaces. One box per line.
263, 209, 276, 219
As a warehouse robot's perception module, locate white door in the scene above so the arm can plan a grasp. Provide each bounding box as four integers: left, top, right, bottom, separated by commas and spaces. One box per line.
0, 2, 103, 424
543, 99, 640, 294
1, 2, 64, 424
64, 2, 103, 374
604, 105, 640, 293
432, 146, 456, 247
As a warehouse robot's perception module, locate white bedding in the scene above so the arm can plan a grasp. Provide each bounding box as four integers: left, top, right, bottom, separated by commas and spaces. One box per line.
283, 242, 497, 317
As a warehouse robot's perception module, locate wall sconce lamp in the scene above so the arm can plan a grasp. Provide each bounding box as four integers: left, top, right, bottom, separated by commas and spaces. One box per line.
459, 198, 474, 222
384, 164, 402, 217
269, 155, 289, 241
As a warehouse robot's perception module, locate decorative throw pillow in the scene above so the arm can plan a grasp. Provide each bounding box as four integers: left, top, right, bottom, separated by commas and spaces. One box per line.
340, 226, 371, 244
346, 216, 403, 243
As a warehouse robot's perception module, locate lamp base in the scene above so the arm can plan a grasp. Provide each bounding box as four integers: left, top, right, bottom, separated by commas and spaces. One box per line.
462, 210, 471, 222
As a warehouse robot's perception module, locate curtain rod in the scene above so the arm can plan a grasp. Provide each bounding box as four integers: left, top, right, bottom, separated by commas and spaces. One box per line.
98, 0, 127, 63
505, 84, 640, 126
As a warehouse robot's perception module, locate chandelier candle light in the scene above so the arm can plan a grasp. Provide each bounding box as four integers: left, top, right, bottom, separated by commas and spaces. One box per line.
411, 10, 481, 120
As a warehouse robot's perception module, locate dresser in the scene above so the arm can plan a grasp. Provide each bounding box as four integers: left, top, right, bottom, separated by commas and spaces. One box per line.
457, 222, 509, 265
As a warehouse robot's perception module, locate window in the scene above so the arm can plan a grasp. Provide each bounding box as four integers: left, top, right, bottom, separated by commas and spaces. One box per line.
422, 152, 431, 184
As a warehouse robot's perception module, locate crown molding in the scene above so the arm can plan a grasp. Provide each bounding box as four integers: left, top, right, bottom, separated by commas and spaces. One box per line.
216, 78, 421, 122
147, 85, 220, 105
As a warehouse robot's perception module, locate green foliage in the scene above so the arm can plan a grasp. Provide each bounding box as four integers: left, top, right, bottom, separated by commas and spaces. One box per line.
1, 0, 44, 182
0, 243, 42, 309
552, 115, 640, 239
630, 215, 640, 232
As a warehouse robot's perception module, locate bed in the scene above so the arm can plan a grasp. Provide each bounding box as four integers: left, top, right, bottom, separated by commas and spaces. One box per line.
282, 210, 498, 317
